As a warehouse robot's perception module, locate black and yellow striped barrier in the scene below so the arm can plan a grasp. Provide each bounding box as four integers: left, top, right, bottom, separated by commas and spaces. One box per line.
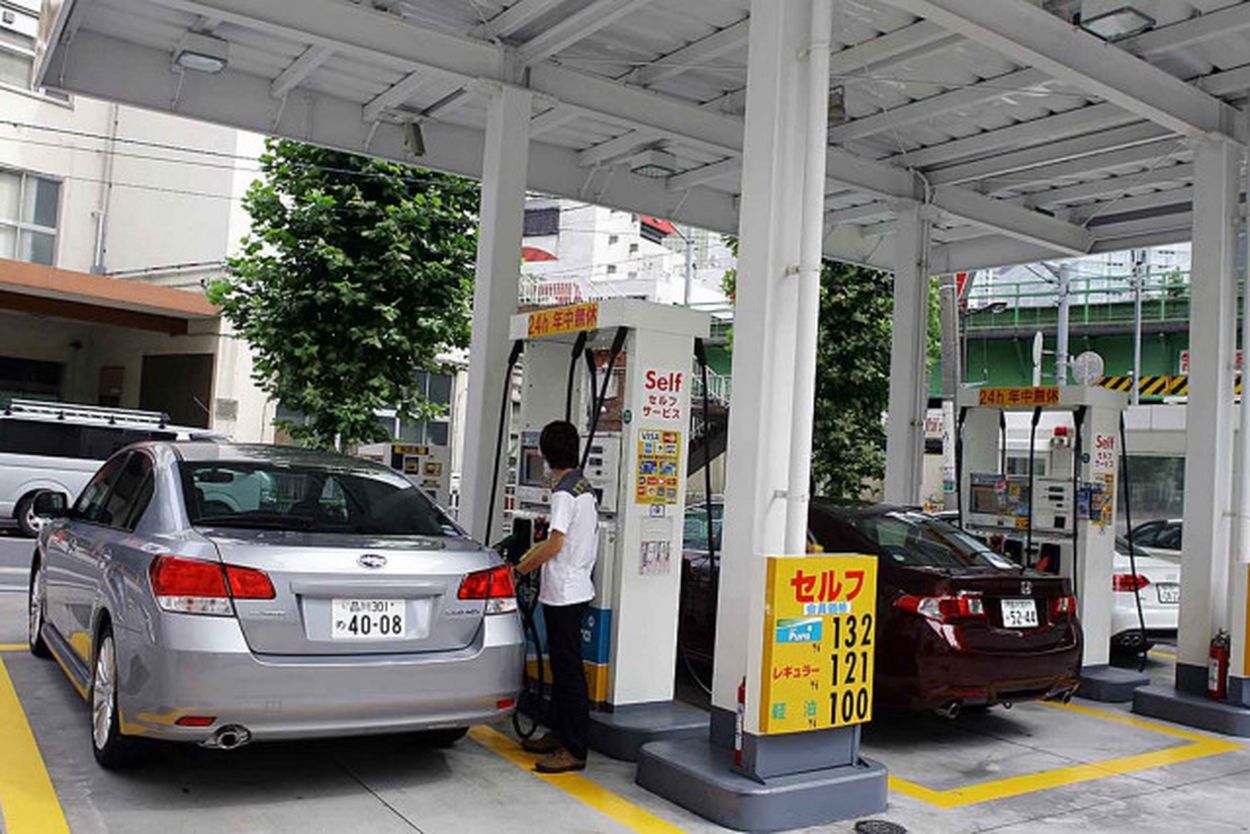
1097, 375, 1244, 397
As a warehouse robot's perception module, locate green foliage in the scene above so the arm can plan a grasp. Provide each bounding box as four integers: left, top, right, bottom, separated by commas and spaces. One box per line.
210, 139, 479, 449
811, 260, 896, 499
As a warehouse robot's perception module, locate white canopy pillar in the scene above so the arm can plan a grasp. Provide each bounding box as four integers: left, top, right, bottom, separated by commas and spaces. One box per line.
709, 0, 809, 731
883, 202, 931, 505
1175, 135, 1240, 692
459, 82, 533, 542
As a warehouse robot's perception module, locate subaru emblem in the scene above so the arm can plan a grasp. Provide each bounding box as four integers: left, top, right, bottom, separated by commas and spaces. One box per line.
358, 554, 387, 569
1020, 580, 1032, 596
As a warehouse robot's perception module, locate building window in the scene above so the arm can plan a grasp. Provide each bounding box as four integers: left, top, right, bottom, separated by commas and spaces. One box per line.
608, 234, 619, 245
0, 169, 60, 265
523, 207, 560, 237
0, 10, 69, 101
629, 243, 639, 255
606, 264, 618, 275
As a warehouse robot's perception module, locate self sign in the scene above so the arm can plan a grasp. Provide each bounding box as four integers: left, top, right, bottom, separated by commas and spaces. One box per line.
645, 370, 683, 392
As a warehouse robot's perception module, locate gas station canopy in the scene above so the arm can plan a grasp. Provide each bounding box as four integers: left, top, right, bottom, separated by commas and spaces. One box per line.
33, 0, 1250, 274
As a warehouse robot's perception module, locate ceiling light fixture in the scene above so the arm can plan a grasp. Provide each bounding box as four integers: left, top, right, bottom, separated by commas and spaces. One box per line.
629, 149, 679, 179
1078, 4, 1156, 41
174, 31, 230, 73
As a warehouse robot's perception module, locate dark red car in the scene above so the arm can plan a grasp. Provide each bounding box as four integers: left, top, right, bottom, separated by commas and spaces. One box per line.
679, 501, 1083, 714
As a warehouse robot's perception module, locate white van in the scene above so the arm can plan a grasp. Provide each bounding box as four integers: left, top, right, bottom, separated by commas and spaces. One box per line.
0, 400, 223, 536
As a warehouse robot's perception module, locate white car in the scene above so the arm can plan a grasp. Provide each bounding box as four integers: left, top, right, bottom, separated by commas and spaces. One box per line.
1111, 534, 1180, 653
1128, 518, 1183, 559
0, 400, 221, 536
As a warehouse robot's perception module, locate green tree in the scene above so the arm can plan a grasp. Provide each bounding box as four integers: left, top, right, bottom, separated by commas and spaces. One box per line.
811, 261, 896, 498
210, 139, 480, 449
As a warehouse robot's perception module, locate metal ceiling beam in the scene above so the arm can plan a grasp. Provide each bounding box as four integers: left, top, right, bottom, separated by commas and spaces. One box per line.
578, 130, 662, 168
874, 0, 1244, 142
270, 44, 335, 99
924, 122, 1171, 186
633, 18, 749, 88
1073, 186, 1192, 223
666, 157, 742, 190
517, 0, 655, 66
474, 0, 565, 41
828, 67, 1050, 144
828, 19, 959, 78
982, 138, 1186, 195
1024, 162, 1193, 208
528, 104, 578, 136
362, 71, 434, 123
42, 0, 1093, 256
1125, 3, 1250, 58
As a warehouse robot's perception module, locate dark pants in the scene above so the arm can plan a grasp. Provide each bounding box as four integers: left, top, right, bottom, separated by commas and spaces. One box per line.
543, 601, 589, 760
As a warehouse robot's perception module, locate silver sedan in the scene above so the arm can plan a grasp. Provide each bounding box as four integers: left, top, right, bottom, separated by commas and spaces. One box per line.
27, 441, 523, 768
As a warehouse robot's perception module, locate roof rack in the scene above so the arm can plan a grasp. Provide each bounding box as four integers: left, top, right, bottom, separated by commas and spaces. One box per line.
3, 399, 171, 428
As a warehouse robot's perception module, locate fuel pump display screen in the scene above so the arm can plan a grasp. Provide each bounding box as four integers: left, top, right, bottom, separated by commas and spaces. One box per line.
759, 555, 878, 734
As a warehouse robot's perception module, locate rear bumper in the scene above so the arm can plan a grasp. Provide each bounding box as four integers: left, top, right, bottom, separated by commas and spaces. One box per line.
878, 621, 1082, 710
117, 612, 524, 743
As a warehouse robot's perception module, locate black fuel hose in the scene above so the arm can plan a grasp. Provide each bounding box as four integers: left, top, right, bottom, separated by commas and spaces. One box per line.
484, 340, 523, 548
1071, 406, 1087, 600
1026, 406, 1042, 566
955, 406, 968, 530
1120, 413, 1149, 671
681, 339, 717, 697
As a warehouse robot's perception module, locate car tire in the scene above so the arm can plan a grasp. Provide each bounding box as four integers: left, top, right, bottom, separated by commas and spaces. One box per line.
27, 556, 50, 659
90, 627, 143, 769
15, 493, 47, 539
422, 727, 469, 748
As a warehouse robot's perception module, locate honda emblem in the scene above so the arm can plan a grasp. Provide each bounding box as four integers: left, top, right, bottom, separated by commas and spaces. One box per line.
358, 554, 387, 569
1020, 580, 1033, 596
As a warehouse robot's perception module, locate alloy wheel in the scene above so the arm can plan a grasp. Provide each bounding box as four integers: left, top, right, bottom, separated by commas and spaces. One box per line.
92, 635, 117, 751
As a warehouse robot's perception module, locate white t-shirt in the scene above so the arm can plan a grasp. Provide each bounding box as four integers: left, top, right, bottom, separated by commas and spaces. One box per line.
540, 472, 599, 606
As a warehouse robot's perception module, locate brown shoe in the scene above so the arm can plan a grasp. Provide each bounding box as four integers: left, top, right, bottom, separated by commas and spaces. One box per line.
534, 749, 586, 773
521, 733, 561, 754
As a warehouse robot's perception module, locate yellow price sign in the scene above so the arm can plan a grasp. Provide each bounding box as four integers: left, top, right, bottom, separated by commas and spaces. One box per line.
760, 555, 878, 735
978, 386, 1060, 408
527, 302, 599, 338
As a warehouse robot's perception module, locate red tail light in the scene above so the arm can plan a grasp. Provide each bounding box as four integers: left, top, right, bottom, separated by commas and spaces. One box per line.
1112, 573, 1151, 592
149, 555, 274, 616
458, 565, 518, 614
225, 565, 276, 599
894, 593, 986, 623
1050, 595, 1078, 618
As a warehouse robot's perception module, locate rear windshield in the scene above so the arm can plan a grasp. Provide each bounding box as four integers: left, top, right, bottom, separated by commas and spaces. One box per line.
849, 511, 1016, 570
179, 461, 460, 537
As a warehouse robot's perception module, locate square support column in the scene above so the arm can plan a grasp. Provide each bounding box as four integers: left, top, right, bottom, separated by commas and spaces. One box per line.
884, 203, 932, 505
1133, 136, 1250, 735
636, 1, 887, 828
459, 83, 533, 542
1176, 136, 1239, 693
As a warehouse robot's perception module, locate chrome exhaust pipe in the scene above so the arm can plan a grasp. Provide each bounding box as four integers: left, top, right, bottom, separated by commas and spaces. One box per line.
200, 724, 252, 750
934, 701, 961, 720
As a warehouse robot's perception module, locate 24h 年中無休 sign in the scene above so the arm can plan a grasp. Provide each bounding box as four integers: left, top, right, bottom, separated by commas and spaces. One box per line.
760, 555, 878, 734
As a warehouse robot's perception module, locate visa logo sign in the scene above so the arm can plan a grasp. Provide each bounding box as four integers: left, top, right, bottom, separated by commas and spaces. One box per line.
775, 617, 823, 644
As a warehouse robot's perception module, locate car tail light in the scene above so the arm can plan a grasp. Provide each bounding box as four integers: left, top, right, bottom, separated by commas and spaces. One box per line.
149, 555, 275, 615
1112, 573, 1151, 592
175, 715, 217, 727
225, 565, 276, 599
1050, 595, 1078, 618
894, 593, 986, 623
458, 565, 518, 614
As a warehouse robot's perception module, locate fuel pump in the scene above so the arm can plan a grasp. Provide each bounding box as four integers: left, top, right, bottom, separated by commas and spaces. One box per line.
494, 299, 711, 758
956, 385, 1147, 700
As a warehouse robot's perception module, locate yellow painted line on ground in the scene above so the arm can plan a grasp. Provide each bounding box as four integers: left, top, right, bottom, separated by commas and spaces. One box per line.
0, 658, 70, 834
1149, 648, 1177, 661
469, 725, 685, 834
0, 643, 27, 652
889, 701, 1242, 809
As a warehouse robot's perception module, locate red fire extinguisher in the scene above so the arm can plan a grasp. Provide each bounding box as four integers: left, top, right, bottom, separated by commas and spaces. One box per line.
1209, 630, 1231, 702
734, 677, 745, 767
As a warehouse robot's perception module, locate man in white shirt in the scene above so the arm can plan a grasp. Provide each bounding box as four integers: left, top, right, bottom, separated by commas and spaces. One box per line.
516, 420, 599, 773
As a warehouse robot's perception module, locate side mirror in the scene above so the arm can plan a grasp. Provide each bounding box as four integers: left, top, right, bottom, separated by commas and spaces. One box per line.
32, 491, 68, 518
